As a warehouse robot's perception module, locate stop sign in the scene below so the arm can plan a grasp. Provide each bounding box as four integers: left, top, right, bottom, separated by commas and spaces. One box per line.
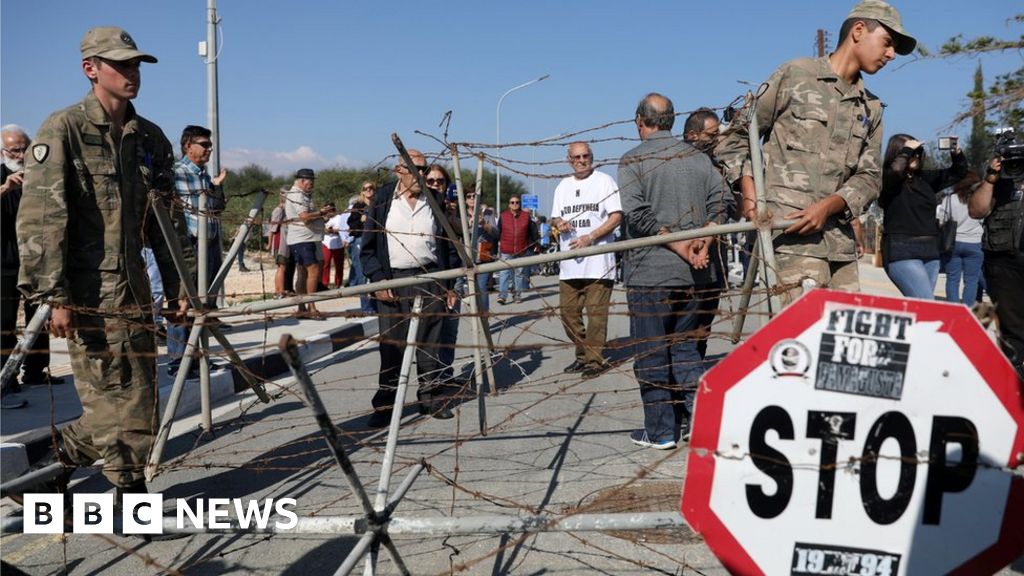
682, 289, 1024, 575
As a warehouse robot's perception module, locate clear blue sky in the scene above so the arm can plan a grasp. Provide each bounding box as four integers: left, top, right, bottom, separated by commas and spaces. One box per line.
1, 1, 1018, 208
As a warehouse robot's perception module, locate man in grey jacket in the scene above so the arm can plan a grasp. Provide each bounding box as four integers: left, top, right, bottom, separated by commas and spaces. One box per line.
618, 93, 734, 450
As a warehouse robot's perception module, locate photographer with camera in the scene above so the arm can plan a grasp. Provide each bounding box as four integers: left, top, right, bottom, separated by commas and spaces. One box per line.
879, 133, 967, 299
969, 142, 1024, 379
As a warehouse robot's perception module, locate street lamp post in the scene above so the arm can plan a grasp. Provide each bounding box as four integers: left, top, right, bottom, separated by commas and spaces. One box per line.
495, 74, 549, 212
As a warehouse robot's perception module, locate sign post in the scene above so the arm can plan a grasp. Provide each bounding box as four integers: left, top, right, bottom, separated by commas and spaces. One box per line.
682, 289, 1024, 575
520, 193, 539, 213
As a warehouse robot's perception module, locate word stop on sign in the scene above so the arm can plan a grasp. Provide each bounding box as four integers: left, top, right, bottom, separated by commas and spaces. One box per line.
682, 291, 1024, 576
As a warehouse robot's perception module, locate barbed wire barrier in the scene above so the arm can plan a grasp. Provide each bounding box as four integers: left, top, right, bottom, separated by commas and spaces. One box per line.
0, 209, 797, 575
4, 103, 1016, 575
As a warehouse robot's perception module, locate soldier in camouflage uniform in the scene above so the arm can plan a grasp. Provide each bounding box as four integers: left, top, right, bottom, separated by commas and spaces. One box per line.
16, 27, 193, 494
716, 0, 916, 305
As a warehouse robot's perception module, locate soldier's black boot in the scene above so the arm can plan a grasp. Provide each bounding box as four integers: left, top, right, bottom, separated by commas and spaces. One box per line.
114, 482, 149, 540
47, 432, 77, 491
114, 482, 189, 541
113, 481, 148, 511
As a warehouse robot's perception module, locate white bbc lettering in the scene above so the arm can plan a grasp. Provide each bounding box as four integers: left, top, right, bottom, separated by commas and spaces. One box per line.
177, 498, 204, 529
122, 493, 163, 535
274, 499, 298, 529
72, 493, 113, 534
23, 494, 65, 534
207, 498, 232, 529
234, 499, 274, 529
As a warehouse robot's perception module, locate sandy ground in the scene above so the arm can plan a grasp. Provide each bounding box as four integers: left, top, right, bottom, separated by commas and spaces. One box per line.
221, 249, 352, 305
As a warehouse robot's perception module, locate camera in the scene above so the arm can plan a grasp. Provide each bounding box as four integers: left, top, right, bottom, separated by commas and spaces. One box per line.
994, 129, 1024, 179
938, 136, 958, 151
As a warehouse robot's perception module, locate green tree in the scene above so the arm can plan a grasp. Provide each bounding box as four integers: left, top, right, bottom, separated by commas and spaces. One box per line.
224, 163, 278, 202
308, 168, 386, 209
215, 162, 529, 251
926, 14, 1023, 132
221, 163, 282, 250
966, 63, 994, 171
455, 167, 527, 209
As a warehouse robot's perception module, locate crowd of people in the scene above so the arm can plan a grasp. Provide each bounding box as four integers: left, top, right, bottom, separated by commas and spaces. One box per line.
2, 0, 1023, 509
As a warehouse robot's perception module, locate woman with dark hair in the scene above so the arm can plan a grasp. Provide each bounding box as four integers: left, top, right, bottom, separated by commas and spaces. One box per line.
879, 133, 967, 299
937, 171, 985, 303
424, 164, 451, 197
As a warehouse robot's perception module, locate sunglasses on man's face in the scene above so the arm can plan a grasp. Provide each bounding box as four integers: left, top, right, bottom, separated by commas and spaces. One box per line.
509, 201, 520, 205
193, 140, 213, 149
398, 164, 430, 174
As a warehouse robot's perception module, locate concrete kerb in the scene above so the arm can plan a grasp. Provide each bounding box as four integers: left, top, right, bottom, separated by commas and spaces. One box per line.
0, 313, 379, 483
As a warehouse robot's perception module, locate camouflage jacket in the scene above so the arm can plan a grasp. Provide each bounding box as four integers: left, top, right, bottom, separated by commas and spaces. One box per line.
17, 91, 193, 313
716, 56, 884, 262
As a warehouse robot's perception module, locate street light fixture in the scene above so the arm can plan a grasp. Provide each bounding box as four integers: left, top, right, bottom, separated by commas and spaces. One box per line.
495, 74, 549, 212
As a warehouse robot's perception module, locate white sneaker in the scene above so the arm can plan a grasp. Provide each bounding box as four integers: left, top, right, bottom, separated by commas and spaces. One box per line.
629, 430, 676, 450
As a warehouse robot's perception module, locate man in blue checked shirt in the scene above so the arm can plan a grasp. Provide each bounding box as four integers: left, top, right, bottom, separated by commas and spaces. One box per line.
166, 124, 227, 377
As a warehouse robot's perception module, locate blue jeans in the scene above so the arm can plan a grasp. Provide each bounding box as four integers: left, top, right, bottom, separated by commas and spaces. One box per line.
941, 242, 983, 304
142, 247, 164, 324
627, 287, 704, 443
884, 258, 940, 300
498, 254, 527, 299
474, 272, 491, 314
168, 234, 223, 362
348, 240, 374, 312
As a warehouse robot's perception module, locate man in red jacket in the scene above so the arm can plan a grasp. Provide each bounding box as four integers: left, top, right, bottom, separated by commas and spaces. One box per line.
492, 195, 538, 304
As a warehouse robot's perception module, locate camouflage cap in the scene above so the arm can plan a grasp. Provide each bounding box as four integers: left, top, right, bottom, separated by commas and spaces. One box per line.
846, 0, 916, 55
80, 27, 157, 63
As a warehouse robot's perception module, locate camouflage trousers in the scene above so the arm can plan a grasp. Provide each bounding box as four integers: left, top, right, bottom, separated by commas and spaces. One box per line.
775, 253, 859, 307
63, 313, 157, 488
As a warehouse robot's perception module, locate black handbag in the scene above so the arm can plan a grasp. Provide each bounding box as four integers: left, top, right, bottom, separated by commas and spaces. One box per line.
938, 192, 957, 253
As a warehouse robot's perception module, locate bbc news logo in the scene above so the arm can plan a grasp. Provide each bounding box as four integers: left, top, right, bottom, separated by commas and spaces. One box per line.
23, 494, 298, 534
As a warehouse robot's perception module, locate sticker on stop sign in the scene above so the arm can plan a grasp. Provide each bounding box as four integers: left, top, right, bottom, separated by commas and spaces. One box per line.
682, 290, 1024, 576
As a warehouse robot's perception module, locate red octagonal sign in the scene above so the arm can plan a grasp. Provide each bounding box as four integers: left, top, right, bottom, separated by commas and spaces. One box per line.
682, 289, 1024, 575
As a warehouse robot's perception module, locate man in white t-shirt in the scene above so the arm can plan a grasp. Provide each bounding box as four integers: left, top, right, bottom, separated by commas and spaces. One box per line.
285, 168, 330, 318
551, 142, 623, 378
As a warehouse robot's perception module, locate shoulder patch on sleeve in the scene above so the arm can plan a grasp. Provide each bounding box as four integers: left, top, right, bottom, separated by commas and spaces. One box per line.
31, 144, 50, 164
